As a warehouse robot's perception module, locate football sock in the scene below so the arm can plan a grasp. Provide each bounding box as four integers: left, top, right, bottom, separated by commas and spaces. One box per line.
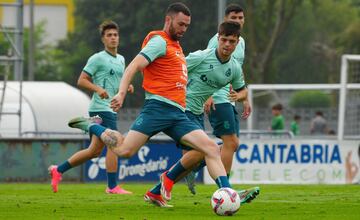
107, 172, 117, 189
167, 161, 186, 181
215, 176, 231, 188
150, 183, 161, 195
57, 161, 72, 173
193, 160, 206, 172
89, 124, 106, 137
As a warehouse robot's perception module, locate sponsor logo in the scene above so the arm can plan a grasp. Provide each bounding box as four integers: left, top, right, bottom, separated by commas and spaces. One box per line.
118, 146, 169, 180
88, 157, 106, 179
236, 143, 342, 164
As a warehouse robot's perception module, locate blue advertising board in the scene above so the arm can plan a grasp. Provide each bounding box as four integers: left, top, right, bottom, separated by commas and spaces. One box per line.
84, 141, 203, 182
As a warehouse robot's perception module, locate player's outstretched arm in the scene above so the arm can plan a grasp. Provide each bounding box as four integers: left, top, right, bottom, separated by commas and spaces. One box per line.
111, 55, 149, 111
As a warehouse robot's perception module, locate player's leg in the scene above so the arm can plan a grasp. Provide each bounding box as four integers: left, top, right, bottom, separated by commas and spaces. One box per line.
147, 149, 203, 200
180, 130, 229, 183
220, 134, 239, 174
96, 111, 132, 194
68, 117, 148, 158
215, 104, 260, 203
48, 135, 104, 193
104, 149, 132, 194
159, 131, 230, 201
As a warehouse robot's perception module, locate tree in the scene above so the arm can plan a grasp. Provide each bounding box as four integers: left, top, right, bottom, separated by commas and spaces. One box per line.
0, 21, 61, 81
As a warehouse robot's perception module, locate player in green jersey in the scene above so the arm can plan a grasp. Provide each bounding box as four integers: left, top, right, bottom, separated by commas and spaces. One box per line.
48, 20, 133, 194
146, 21, 259, 207
184, 4, 253, 195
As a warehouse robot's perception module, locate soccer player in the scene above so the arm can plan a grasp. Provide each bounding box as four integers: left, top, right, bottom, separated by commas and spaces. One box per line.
48, 20, 133, 194
184, 4, 254, 195
146, 21, 259, 207
68, 2, 239, 207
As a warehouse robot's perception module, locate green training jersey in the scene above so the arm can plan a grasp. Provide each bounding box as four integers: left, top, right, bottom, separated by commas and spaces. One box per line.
271, 115, 285, 131
185, 48, 245, 115
207, 33, 245, 105
83, 50, 125, 113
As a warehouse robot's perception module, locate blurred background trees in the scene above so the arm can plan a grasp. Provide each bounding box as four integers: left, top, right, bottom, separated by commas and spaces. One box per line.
11, 0, 360, 106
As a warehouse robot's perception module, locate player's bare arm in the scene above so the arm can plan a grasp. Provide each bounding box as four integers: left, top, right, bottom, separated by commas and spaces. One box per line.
204, 96, 216, 114
111, 55, 149, 111
77, 71, 109, 99
228, 87, 247, 102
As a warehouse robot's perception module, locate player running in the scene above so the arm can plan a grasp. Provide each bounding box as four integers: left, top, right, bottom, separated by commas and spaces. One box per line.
48, 20, 133, 194
146, 21, 259, 207
67, 2, 243, 208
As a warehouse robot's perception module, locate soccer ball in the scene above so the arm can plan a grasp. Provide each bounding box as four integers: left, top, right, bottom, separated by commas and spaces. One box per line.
211, 187, 240, 216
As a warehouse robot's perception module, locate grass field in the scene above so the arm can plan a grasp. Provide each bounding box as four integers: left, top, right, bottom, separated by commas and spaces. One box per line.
0, 183, 360, 220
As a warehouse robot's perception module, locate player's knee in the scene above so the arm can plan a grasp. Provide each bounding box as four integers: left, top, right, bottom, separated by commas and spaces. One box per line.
228, 138, 239, 152
116, 148, 135, 158
205, 141, 221, 157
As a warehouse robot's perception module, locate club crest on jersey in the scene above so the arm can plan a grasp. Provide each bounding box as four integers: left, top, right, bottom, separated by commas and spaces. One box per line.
225, 69, 231, 77
110, 69, 115, 75
209, 64, 213, 69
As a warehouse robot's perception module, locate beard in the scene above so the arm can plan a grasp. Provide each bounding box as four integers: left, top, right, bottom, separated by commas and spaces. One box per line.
169, 22, 181, 41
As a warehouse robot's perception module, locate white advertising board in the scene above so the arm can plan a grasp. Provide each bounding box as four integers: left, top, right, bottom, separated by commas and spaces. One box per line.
204, 140, 360, 184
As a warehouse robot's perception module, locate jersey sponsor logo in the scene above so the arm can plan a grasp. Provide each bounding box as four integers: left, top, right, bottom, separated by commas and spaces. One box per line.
200, 74, 222, 88
176, 82, 186, 90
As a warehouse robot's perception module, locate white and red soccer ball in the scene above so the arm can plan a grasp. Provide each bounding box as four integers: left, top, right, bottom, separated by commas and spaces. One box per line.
211, 187, 241, 216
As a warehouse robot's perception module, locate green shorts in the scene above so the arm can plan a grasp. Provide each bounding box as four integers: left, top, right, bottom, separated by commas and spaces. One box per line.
208, 103, 240, 137
130, 99, 201, 142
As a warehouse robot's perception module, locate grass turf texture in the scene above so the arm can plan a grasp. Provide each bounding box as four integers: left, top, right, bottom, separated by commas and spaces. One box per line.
0, 183, 359, 219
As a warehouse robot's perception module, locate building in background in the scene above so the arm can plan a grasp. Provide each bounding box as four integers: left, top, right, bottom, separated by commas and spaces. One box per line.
0, 0, 74, 44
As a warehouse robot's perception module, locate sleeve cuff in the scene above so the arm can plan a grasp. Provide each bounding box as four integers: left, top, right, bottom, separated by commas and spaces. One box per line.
139, 52, 152, 63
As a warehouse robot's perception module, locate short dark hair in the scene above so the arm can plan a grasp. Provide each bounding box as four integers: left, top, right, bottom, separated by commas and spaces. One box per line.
166, 2, 191, 16
272, 103, 283, 111
218, 21, 241, 37
99, 20, 119, 36
225, 4, 244, 16
315, 111, 323, 116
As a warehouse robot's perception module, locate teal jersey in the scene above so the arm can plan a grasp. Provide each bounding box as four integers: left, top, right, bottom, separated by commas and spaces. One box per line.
185, 48, 245, 115
83, 50, 125, 113
207, 33, 245, 105
140, 35, 185, 111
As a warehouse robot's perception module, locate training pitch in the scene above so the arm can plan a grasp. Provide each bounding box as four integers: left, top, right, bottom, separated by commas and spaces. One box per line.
0, 183, 359, 219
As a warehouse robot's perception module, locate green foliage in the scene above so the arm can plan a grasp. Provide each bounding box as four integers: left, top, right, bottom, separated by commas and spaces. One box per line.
289, 90, 331, 108
0, 21, 64, 81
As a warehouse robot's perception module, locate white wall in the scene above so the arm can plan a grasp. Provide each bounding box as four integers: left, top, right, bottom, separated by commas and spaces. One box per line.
2, 5, 68, 45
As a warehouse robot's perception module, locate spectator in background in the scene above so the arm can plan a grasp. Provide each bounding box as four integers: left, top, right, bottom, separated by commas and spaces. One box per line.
310, 111, 328, 135
328, 129, 336, 135
290, 115, 301, 135
270, 103, 285, 131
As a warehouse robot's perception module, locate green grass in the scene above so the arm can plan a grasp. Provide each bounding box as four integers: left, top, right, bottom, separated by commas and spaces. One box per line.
0, 183, 360, 220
